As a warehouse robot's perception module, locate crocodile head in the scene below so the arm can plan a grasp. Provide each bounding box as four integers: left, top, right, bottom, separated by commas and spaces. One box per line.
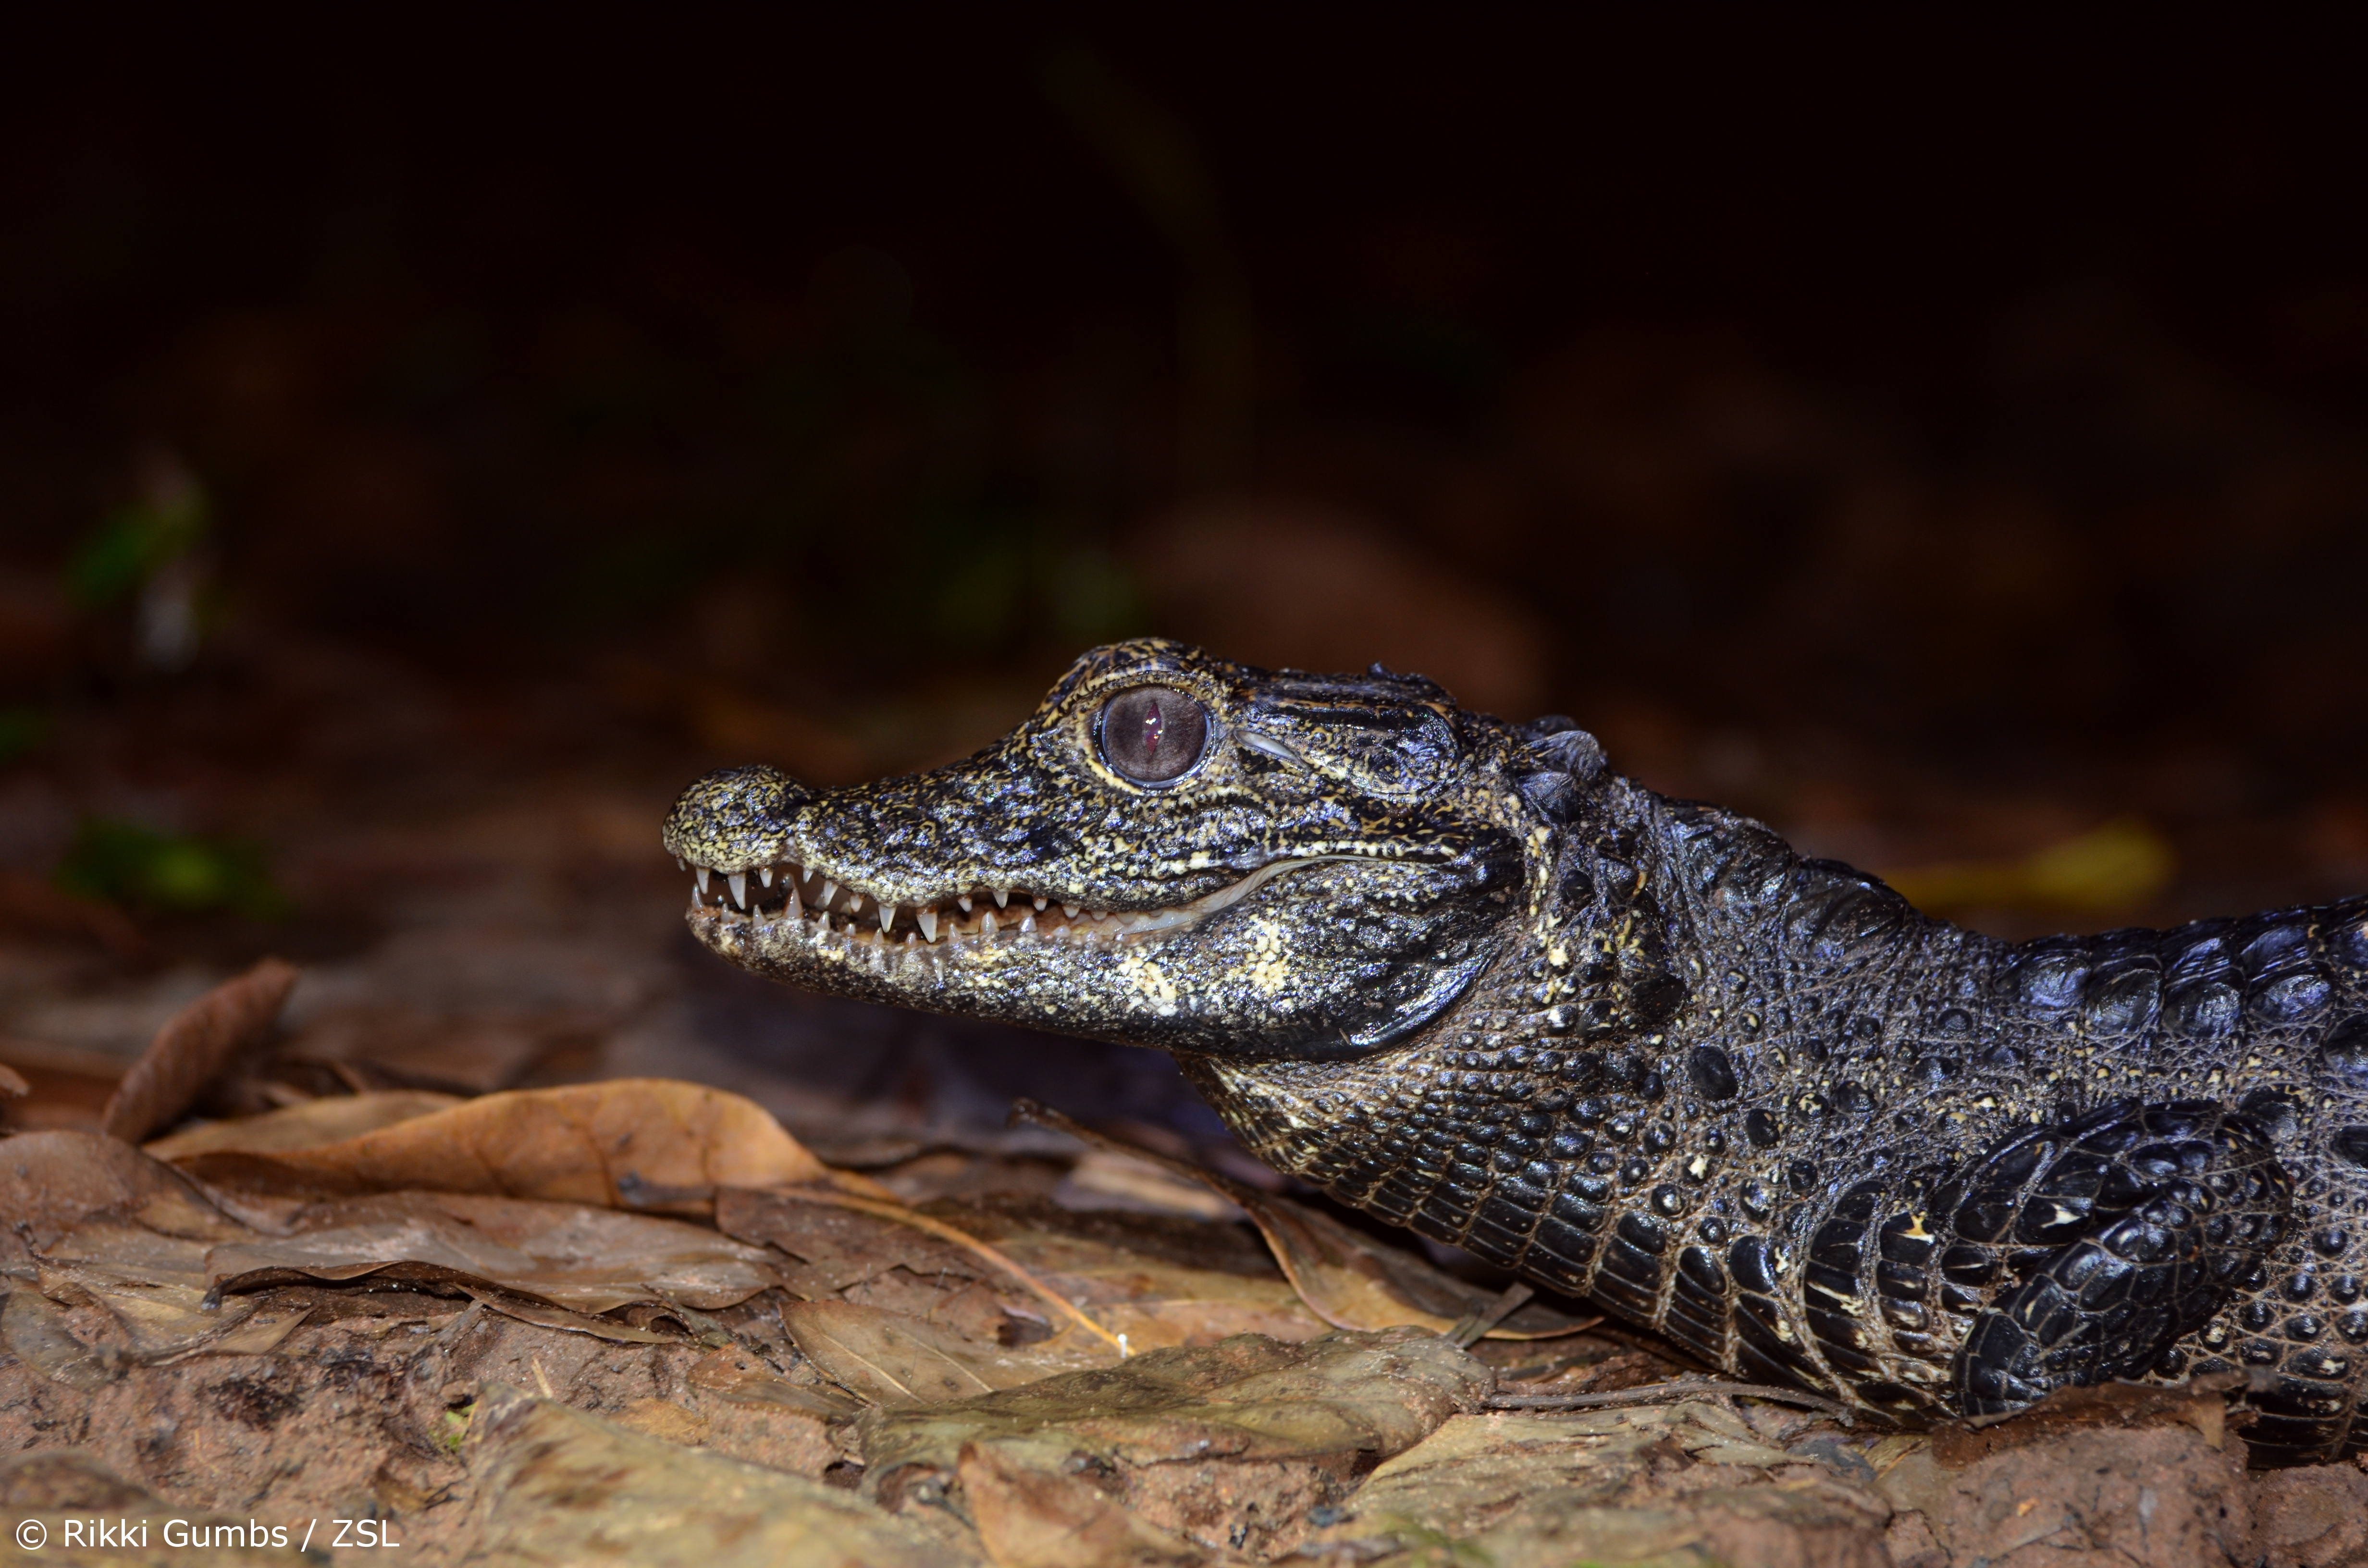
661, 637, 1572, 1060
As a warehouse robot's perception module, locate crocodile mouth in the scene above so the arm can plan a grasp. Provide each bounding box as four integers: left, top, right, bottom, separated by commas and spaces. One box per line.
676, 855, 1333, 949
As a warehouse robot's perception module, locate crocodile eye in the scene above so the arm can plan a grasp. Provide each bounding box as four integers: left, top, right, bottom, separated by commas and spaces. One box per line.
1098, 686, 1209, 784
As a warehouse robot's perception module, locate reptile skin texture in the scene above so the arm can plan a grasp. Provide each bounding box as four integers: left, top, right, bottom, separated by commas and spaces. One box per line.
663, 639, 2368, 1462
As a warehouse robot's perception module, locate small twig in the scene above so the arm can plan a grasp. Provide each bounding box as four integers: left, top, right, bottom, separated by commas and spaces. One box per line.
325, 1059, 375, 1098
762, 1186, 1129, 1356
1487, 1376, 1873, 1428
1448, 1281, 1535, 1348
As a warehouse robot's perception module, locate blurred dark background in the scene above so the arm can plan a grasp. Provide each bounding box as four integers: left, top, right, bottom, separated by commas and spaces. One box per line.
1, 16, 2364, 1156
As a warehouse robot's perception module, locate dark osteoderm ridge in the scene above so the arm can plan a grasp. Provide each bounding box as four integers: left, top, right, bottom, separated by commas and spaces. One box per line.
663, 637, 2368, 1463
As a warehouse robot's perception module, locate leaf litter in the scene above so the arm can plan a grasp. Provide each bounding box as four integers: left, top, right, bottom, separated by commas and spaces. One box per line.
8, 966, 2368, 1565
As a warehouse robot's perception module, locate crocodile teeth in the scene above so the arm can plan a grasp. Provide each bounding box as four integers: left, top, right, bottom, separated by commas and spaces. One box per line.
679, 849, 1323, 956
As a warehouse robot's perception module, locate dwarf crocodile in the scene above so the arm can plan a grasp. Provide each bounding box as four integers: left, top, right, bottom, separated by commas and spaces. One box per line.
663, 638, 2368, 1461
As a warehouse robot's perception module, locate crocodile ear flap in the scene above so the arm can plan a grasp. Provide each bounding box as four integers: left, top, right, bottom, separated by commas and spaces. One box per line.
1518, 771, 1584, 822
1514, 723, 1605, 824
1524, 724, 1606, 782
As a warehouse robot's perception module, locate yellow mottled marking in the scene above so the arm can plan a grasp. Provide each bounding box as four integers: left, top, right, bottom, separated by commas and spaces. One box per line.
1115, 948, 1181, 1017
1242, 917, 1293, 996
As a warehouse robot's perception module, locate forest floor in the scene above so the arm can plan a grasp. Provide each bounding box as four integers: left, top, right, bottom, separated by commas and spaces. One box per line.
1, 626, 2366, 1568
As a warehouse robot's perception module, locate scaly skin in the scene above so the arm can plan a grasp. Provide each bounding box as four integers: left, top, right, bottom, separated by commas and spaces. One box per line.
663, 638, 2368, 1460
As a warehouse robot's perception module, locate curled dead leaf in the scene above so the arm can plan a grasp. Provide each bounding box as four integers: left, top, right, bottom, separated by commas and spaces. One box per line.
142, 1089, 463, 1159
101, 956, 299, 1143
167, 1078, 828, 1213
205, 1189, 782, 1314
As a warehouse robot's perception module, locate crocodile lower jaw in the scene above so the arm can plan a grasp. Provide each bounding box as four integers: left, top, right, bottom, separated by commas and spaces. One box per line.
678, 855, 1324, 949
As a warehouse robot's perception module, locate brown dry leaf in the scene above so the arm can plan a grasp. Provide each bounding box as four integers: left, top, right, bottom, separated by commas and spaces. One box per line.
959, 1439, 1254, 1568
861, 1326, 1491, 1490
41, 1213, 221, 1289
0, 1037, 120, 1133
1305, 1405, 1891, 1567
100, 956, 299, 1143
168, 1078, 828, 1213
142, 1089, 464, 1159
932, 1195, 1331, 1352
460, 1289, 685, 1345
719, 1183, 993, 1295
1016, 1102, 1594, 1339
33, 1265, 262, 1360
205, 1189, 781, 1313
0, 1129, 244, 1264
461, 1381, 971, 1568
51, 1268, 310, 1362
727, 1184, 1329, 1357
0, 1286, 121, 1391
782, 1300, 1111, 1408
1055, 1149, 1246, 1220
725, 1184, 1125, 1354
690, 1345, 864, 1420
183, 1296, 314, 1357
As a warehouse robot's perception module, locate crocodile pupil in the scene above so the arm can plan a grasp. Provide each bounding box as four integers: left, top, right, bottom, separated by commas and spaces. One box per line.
1100, 686, 1206, 783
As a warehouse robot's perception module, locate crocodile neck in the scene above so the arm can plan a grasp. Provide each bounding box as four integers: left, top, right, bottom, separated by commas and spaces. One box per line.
1178, 776, 2022, 1215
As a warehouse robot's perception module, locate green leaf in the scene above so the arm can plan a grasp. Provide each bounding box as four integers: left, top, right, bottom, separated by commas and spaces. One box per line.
56, 818, 286, 920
